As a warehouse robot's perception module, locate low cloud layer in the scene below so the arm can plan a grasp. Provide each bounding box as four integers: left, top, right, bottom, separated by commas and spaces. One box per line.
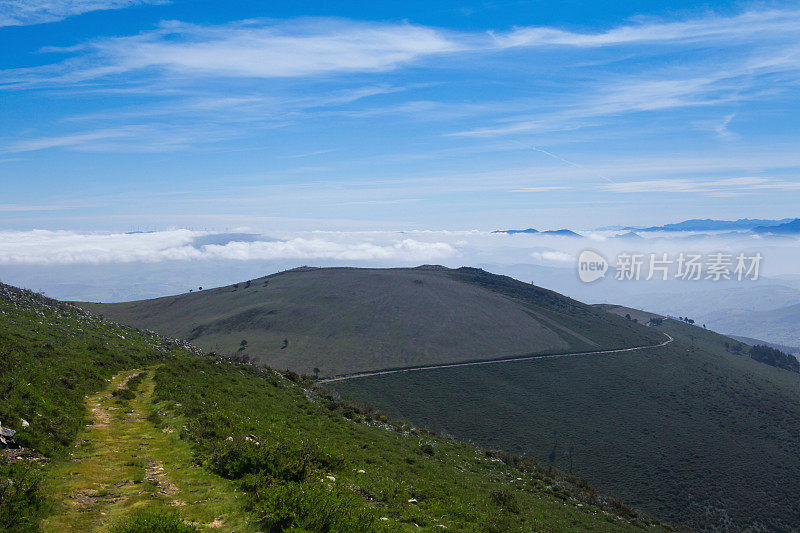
0, 229, 458, 265
1, 228, 796, 271
2, 228, 798, 304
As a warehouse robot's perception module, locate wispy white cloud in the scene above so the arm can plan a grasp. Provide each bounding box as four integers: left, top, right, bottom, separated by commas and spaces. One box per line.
492, 10, 799, 48
5, 127, 141, 153
602, 176, 800, 195
0, 0, 165, 27
4, 18, 460, 85
4, 10, 797, 86
2, 85, 407, 154
510, 186, 571, 193
450, 64, 788, 138
0, 9, 795, 161
0, 203, 80, 212
282, 149, 336, 159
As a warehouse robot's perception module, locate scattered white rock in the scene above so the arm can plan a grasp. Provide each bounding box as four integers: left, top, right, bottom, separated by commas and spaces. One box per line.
357, 469, 366, 474
21, 419, 29, 428
326, 475, 336, 482
408, 498, 418, 504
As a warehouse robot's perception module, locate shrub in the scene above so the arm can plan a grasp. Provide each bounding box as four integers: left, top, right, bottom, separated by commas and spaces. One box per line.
0, 460, 45, 532
250, 481, 378, 532
419, 443, 435, 456
125, 373, 145, 391
109, 508, 196, 533
489, 489, 520, 513
112, 388, 136, 400
208, 439, 338, 483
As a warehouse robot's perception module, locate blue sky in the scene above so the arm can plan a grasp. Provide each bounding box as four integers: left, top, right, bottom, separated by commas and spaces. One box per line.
0, 0, 798, 232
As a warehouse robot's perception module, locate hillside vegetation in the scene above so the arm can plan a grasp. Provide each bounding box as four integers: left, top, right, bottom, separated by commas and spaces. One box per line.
0, 283, 671, 531
331, 317, 800, 531
78, 266, 662, 377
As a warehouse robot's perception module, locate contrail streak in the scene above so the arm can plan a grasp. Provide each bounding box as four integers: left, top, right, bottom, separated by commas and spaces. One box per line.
527, 144, 616, 183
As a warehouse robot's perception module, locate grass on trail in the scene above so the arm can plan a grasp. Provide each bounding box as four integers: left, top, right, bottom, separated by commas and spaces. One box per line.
42, 368, 254, 532
0, 282, 192, 531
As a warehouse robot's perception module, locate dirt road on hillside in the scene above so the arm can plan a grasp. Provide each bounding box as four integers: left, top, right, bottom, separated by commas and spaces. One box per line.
319, 332, 674, 384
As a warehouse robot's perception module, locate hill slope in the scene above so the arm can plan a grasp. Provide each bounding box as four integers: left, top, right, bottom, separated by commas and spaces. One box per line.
331, 315, 800, 531
78, 266, 663, 377
1, 283, 670, 532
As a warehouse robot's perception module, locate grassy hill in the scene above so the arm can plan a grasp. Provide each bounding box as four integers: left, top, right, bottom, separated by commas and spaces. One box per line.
331, 316, 800, 531
1, 282, 672, 532
77, 266, 663, 377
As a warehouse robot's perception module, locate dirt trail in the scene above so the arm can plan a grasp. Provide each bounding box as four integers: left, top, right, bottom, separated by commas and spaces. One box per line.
42, 368, 254, 532
320, 332, 674, 383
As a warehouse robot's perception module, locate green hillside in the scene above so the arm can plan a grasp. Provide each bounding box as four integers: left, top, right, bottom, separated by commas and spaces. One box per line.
77, 266, 663, 377
331, 317, 800, 531
1, 283, 671, 532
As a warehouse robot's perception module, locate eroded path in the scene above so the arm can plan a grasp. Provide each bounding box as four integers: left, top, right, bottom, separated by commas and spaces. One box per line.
42, 368, 253, 532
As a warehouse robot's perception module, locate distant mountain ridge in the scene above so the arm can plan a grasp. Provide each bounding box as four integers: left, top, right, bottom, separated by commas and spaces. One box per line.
492, 228, 582, 236
753, 218, 800, 234
636, 218, 794, 232
498, 218, 797, 236
491, 227, 539, 234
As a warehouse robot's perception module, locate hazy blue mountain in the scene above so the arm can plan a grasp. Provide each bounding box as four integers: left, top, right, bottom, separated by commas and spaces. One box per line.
753, 219, 800, 234
540, 229, 582, 237
613, 231, 644, 240
491, 228, 539, 234
639, 218, 794, 232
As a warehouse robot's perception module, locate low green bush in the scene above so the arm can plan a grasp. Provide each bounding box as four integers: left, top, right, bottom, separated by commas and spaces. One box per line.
249, 481, 378, 532
112, 388, 136, 400
0, 460, 46, 532
208, 439, 338, 483
109, 508, 196, 533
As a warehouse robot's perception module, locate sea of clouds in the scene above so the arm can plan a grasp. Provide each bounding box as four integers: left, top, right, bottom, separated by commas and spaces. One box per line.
0, 228, 797, 305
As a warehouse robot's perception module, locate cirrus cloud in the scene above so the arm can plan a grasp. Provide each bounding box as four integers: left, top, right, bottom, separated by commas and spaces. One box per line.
601, 176, 800, 195
0, 0, 166, 28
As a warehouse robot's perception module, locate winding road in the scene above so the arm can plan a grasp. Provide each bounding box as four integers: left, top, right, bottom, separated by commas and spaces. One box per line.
319, 332, 674, 384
